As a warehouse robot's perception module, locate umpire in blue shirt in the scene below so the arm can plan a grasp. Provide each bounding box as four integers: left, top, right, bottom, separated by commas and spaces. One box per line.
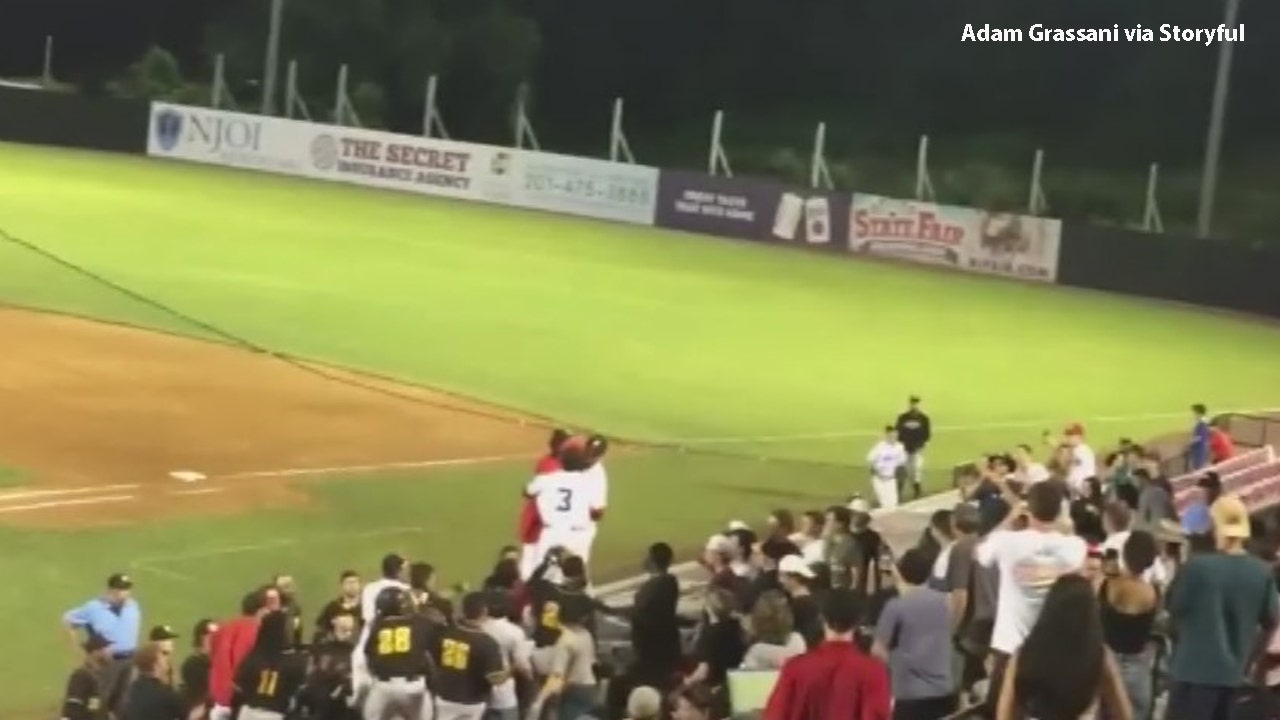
64, 573, 141, 711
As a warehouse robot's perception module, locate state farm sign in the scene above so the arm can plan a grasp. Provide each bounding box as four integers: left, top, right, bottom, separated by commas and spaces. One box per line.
849, 194, 973, 266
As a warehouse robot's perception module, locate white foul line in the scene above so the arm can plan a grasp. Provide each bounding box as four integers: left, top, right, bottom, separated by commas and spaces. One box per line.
0, 494, 135, 514
650, 405, 1280, 446
168, 487, 224, 496
132, 525, 425, 572
219, 453, 527, 480
0, 483, 140, 503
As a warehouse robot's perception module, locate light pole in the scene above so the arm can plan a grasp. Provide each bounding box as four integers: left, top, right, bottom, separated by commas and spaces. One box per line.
260, 0, 286, 115
1196, 0, 1242, 239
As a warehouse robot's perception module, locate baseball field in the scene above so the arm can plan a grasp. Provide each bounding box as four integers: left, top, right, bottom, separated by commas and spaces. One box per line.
1, 139, 1279, 713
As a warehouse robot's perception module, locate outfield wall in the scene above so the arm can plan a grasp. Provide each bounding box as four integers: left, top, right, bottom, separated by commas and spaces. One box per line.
0, 92, 1274, 318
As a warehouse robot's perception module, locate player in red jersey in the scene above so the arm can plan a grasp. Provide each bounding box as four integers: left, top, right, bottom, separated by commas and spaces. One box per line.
518, 428, 571, 579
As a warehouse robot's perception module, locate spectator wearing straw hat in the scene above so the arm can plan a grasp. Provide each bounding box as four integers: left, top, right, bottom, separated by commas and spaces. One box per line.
1165, 494, 1279, 720
624, 685, 662, 720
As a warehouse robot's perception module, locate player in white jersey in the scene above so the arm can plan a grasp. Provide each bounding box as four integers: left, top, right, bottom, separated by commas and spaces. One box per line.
578, 435, 610, 564
526, 438, 596, 567
866, 424, 908, 509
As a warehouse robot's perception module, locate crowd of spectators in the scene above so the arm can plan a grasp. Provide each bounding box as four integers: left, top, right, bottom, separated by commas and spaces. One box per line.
56, 412, 1280, 720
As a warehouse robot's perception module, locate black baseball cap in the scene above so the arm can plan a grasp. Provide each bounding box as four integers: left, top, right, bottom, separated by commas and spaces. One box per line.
83, 633, 111, 653
149, 625, 180, 641
909, 395, 921, 404
106, 573, 133, 590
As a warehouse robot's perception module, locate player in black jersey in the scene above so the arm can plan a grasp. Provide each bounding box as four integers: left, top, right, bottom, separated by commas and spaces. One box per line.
232, 610, 309, 720
362, 587, 434, 720
528, 552, 598, 650
430, 592, 505, 720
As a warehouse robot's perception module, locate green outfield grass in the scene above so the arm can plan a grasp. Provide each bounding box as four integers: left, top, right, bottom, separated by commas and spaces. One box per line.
1, 140, 1280, 716
0, 465, 25, 488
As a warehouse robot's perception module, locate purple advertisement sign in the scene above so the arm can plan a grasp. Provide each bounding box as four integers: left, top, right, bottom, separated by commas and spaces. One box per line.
654, 170, 847, 248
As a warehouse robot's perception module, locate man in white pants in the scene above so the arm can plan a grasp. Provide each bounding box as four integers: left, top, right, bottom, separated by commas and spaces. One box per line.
866, 424, 908, 509
351, 554, 411, 709
525, 438, 597, 568
578, 435, 610, 566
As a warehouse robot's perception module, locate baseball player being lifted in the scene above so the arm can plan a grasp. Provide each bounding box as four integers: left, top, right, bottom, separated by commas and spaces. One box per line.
362, 587, 433, 720
517, 429, 570, 580
525, 436, 599, 571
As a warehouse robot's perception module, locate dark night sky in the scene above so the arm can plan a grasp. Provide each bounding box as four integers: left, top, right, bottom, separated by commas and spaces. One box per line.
0, 0, 214, 77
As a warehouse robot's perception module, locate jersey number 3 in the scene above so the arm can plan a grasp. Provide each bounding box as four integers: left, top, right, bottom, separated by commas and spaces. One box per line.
441, 639, 470, 670
555, 488, 573, 512
377, 626, 412, 655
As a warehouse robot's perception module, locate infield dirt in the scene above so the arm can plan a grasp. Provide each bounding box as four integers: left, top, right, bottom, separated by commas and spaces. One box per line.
0, 308, 548, 528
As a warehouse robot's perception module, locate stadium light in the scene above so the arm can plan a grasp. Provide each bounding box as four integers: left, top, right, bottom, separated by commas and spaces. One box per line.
1196, 0, 1242, 239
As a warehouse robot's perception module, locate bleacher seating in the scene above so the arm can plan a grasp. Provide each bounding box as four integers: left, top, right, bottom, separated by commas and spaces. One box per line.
1174, 457, 1280, 512
1169, 446, 1274, 492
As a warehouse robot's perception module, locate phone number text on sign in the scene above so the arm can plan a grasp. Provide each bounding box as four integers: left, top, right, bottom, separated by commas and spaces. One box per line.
523, 170, 651, 207
513, 153, 659, 225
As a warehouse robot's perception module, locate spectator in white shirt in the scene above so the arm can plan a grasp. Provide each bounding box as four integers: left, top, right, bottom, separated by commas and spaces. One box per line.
1059, 423, 1097, 495
975, 480, 1088, 713
866, 425, 908, 510
1013, 444, 1050, 487
1101, 501, 1169, 587
481, 591, 531, 720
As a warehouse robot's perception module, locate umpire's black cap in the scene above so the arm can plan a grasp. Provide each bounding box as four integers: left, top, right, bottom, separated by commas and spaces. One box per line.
106, 573, 133, 590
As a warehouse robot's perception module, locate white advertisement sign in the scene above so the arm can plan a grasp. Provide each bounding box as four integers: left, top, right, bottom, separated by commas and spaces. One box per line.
849, 194, 1060, 282
148, 103, 513, 204
509, 151, 658, 225
146, 103, 660, 225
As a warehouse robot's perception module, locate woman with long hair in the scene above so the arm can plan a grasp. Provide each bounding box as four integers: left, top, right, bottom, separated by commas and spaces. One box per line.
996, 574, 1131, 720
1101, 531, 1161, 720
740, 590, 805, 670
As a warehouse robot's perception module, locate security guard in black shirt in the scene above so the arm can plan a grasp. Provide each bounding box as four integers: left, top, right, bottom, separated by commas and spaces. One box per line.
232, 610, 309, 719
62, 633, 111, 720
363, 587, 434, 719
895, 394, 932, 499
430, 592, 506, 717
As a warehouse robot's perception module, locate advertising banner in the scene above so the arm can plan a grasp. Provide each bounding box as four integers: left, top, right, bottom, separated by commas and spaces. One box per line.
966, 212, 1062, 282
509, 152, 658, 225
848, 194, 972, 267
146, 103, 513, 204
849, 194, 1060, 282
654, 170, 845, 246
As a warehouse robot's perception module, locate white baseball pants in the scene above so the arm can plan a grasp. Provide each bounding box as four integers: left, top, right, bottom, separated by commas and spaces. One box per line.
871, 475, 899, 509
239, 709, 285, 720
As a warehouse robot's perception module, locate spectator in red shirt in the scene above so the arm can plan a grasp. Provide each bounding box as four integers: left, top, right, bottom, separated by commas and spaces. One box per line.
1208, 422, 1235, 464
764, 588, 891, 720
519, 428, 571, 579
207, 588, 270, 720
